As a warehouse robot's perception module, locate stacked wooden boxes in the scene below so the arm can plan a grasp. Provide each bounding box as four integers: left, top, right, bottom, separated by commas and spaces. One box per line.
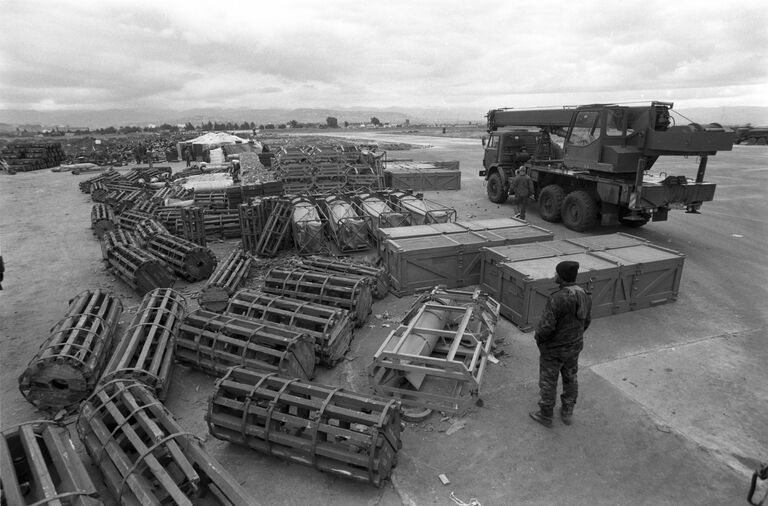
383, 161, 461, 191
379, 218, 553, 296
479, 232, 685, 330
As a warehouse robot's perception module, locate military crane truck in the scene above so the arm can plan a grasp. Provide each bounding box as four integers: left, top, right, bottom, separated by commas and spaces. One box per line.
479, 102, 735, 231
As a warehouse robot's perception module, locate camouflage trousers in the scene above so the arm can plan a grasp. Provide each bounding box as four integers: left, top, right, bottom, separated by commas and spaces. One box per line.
538, 353, 580, 414
515, 195, 530, 219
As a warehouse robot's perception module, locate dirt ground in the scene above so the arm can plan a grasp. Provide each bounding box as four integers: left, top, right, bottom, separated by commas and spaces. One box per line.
1, 137, 766, 505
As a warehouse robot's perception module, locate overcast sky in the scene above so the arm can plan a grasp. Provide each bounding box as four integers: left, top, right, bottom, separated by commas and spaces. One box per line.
1, 0, 766, 114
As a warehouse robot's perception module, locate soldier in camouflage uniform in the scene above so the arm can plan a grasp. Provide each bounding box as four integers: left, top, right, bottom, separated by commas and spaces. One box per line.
530, 260, 592, 427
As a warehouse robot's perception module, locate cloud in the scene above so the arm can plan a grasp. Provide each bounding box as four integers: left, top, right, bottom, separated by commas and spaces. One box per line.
0, 0, 766, 113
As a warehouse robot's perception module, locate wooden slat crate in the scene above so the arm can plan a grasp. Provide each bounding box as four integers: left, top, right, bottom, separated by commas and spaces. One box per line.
116, 209, 155, 231
370, 287, 500, 414
203, 209, 241, 239
179, 206, 206, 246
18, 290, 123, 415
263, 267, 373, 327
301, 256, 389, 299
100, 229, 140, 261
198, 248, 252, 312
291, 196, 330, 256
254, 199, 293, 257
100, 288, 187, 400
77, 379, 257, 506
176, 310, 316, 380
226, 290, 353, 366
107, 244, 175, 294
135, 218, 170, 247
91, 203, 116, 239
207, 367, 401, 487
387, 191, 456, 225
193, 191, 228, 210
0, 421, 100, 505
146, 234, 217, 282
155, 207, 183, 235
132, 199, 158, 215
354, 192, 410, 231
317, 196, 372, 253
90, 182, 109, 203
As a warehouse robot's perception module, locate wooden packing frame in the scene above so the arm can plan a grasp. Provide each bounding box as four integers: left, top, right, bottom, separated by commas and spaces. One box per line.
146, 233, 217, 282
226, 289, 353, 366
317, 195, 373, 253
101, 288, 187, 400
369, 287, 500, 414
107, 190, 147, 215
176, 309, 316, 380
79, 169, 121, 194
77, 379, 257, 506
107, 244, 175, 294
290, 196, 330, 256
301, 256, 389, 300
193, 191, 228, 210
263, 267, 372, 327
0, 421, 100, 505
18, 290, 123, 415
255, 199, 293, 257
132, 199, 158, 215
206, 367, 402, 487
90, 181, 109, 203
199, 248, 253, 312
91, 203, 116, 239
154, 207, 183, 235
179, 206, 206, 246
387, 190, 457, 225
100, 229, 140, 260
135, 218, 170, 248
203, 209, 241, 239
117, 209, 155, 231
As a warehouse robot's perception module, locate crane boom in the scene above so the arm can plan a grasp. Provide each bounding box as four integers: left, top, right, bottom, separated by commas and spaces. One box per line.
487, 108, 575, 131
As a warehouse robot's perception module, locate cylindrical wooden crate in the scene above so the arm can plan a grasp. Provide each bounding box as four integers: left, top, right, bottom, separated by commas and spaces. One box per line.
91, 203, 116, 239
199, 248, 252, 312
226, 290, 353, 366
204, 209, 241, 239
176, 310, 316, 380
0, 421, 101, 505
18, 290, 123, 415
77, 379, 257, 506
100, 288, 187, 400
155, 206, 183, 235
100, 229, 140, 261
206, 367, 402, 487
146, 234, 217, 281
302, 256, 389, 299
90, 181, 109, 203
135, 218, 169, 247
107, 244, 175, 294
263, 267, 372, 326
116, 209, 155, 232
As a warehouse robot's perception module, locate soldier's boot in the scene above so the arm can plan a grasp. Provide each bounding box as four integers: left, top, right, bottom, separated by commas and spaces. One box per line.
560, 405, 574, 425
529, 409, 553, 428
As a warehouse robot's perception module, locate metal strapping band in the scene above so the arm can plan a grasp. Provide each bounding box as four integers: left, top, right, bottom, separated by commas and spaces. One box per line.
96, 400, 163, 465
240, 372, 277, 445
310, 387, 342, 471
264, 378, 299, 454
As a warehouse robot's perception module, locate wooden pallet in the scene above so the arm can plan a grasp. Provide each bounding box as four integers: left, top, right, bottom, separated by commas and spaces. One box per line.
77, 379, 257, 505
18, 290, 123, 415
176, 309, 316, 380
255, 199, 293, 257
101, 288, 187, 400
226, 290, 353, 366
207, 367, 401, 487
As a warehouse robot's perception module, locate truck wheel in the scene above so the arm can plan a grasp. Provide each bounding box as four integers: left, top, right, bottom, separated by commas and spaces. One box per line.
562, 191, 598, 231
538, 185, 566, 222
487, 172, 508, 203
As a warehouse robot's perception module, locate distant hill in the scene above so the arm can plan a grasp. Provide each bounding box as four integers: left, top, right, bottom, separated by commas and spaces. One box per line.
0, 106, 765, 130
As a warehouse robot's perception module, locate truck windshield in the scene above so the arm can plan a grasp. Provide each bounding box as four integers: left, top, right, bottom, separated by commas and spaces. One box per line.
567, 111, 601, 146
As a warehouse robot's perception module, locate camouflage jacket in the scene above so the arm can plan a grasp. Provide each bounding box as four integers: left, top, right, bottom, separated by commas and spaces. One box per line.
534, 283, 592, 356
510, 174, 535, 198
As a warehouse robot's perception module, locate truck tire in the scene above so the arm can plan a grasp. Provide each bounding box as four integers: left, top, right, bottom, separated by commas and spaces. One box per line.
538, 185, 566, 222
562, 191, 598, 231
487, 172, 508, 203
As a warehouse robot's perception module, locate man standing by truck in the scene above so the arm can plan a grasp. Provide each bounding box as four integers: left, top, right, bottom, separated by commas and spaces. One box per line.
530, 261, 592, 427
510, 166, 535, 220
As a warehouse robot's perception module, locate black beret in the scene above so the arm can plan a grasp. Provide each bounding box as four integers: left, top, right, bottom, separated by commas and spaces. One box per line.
556, 260, 579, 283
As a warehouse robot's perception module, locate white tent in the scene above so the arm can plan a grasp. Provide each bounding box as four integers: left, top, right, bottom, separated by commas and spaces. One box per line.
188, 132, 250, 147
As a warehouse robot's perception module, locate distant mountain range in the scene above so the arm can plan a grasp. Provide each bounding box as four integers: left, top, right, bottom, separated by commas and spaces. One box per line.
1, 105, 766, 131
